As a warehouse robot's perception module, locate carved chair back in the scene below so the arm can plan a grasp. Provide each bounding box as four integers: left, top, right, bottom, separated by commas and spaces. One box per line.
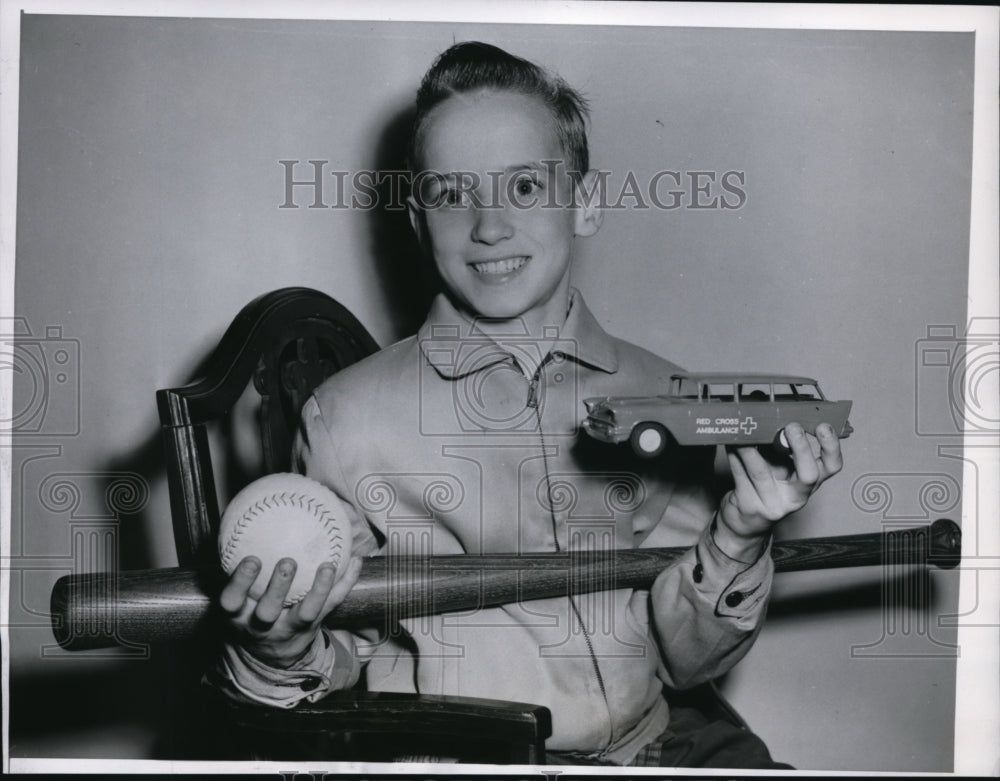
156, 287, 379, 567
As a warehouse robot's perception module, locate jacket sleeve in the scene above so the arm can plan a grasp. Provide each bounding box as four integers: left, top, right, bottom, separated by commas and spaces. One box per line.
208, 626, 362, 707
644, 456, 774, 690
205, 394, 383, 707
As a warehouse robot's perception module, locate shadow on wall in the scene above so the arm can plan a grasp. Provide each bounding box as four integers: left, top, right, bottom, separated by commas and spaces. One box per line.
765, 568, 945, 621
99, 101, 434, 572
364, 102, 439, 339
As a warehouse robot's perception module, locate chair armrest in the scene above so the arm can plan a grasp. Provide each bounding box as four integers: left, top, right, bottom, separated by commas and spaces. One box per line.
214, 689, 552, 763
228, 689, 551, 739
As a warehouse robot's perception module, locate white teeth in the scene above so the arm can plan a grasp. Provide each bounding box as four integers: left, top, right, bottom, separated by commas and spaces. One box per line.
472, 257, 527, 275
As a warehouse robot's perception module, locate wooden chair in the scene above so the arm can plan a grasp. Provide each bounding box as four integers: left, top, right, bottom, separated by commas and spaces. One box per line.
157, 286, 551, 763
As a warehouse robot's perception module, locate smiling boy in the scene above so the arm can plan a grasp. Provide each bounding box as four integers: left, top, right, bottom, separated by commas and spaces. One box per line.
214, 41, 843, 767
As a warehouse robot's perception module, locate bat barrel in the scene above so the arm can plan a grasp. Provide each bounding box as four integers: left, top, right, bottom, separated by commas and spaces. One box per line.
325, 546, 688, 627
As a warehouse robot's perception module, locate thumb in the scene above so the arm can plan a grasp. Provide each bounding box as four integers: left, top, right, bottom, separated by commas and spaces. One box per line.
318, 556, 364, 619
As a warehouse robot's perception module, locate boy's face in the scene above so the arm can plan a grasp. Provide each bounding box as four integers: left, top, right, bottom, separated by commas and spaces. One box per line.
408, 89, 601, 324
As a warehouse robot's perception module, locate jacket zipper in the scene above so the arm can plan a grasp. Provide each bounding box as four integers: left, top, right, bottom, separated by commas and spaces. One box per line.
526, 357, 616, 758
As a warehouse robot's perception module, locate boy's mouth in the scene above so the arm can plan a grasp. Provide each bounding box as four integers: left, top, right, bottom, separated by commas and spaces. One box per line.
470, 256, 529, 276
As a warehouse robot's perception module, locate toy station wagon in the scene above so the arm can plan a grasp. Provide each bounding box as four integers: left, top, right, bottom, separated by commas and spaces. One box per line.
582, 373, 854, 458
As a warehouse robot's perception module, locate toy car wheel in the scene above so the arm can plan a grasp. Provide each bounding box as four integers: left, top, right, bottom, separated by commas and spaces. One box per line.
772, 428, 791, 455
630, 422, 671, 458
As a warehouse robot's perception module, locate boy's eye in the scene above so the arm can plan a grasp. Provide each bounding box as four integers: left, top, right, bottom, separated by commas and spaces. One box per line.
416, 172, 476, 210
443, 187, 468, 207
420, 185, 466, 209
512, 173, 542, 198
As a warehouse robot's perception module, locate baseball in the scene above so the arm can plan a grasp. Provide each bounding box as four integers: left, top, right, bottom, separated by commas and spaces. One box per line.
218, 472, 352, 606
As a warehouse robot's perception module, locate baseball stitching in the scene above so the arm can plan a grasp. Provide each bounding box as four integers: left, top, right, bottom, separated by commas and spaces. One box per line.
220, 490, 346, 578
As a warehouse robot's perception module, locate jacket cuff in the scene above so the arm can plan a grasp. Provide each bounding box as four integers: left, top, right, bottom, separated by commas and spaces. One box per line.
208, 629, 358, 708
695, 515, 774, 620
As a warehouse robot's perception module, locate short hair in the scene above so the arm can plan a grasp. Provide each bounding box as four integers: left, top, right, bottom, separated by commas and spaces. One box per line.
408, 41, 590, 174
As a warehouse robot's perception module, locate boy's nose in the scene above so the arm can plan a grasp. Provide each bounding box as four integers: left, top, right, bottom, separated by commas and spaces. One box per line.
470, 205, 514, 244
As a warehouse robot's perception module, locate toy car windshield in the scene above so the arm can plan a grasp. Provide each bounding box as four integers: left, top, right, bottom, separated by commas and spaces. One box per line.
582, 372, 853, 458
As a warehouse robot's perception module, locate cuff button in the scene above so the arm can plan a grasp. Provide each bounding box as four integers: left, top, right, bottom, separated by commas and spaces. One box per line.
724, 591, 744, 608
693, 563, 704, 583
300, 677, 321, 692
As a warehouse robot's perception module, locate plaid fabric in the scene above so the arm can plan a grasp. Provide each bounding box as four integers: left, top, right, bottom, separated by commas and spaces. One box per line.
629, 738, 666, 767
546, 721, 792, 769
626, 705, 794, 769
546, 704, 792, 768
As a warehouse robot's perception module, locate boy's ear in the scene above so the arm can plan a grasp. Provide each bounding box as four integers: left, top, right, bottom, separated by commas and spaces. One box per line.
572, 169, 604, 238
407, 195, 428, 248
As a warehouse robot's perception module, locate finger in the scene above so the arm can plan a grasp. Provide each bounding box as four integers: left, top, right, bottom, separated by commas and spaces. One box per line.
294, 563, 337, 625
726, 448, 769, 510
816, 423, 844, 476
785, 422, 820, 486
730, 445, 779, 490
219, 557, 260, 614
319, 556, 363, 617
254, 558, 296, 625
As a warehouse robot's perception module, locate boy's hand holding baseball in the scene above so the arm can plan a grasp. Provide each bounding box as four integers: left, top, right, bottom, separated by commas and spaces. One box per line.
219, 556, 362, 668
715, 421, 844, 561
214, 472, 362, 667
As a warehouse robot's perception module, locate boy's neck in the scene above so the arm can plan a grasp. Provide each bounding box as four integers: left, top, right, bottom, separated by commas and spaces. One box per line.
460, 289, 573, 378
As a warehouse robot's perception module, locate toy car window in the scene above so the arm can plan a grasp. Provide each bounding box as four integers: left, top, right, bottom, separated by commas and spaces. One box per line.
706, 383, 735, 401
792, 383, 822, 400
773, 382, 796, 400
672, 377, 699, 398
738, 382, 771, 401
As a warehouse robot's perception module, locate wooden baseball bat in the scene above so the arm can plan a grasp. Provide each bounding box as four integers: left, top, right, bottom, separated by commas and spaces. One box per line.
50, 519, 961, 651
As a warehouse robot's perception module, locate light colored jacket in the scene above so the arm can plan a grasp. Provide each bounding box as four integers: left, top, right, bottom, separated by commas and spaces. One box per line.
214, 290, 773, 764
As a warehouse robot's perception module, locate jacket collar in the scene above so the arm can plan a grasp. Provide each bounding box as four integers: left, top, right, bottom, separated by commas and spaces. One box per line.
418, 288, 619, 379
